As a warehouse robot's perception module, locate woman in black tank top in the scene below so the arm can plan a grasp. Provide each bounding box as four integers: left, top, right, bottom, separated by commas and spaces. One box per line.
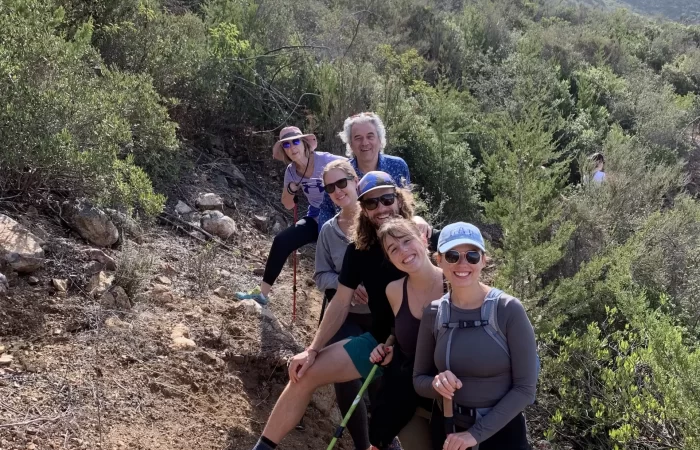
365, 218, 445, 450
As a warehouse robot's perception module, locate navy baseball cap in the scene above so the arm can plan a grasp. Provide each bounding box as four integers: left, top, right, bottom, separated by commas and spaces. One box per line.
357, 171, 396, 199
438, 222, 486, 253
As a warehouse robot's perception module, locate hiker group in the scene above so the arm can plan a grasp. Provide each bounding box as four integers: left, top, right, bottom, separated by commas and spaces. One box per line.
236, 112, 539, 450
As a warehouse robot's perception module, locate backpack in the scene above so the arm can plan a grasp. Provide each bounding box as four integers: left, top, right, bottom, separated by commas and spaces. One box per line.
431, 288, 540, 404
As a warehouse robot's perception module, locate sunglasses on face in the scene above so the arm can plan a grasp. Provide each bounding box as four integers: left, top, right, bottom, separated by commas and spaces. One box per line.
443, 250, 481, 265
324, 176, 354, 194
282, 138, 301, 149
360, 193, 396, 211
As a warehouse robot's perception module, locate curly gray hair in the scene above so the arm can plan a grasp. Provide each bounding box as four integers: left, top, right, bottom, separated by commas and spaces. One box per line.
337, 112, 387, 157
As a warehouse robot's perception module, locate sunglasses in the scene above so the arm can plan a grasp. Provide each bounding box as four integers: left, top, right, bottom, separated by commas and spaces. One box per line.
443, 250, 481, 265
360, 193, 396, 211
324, 176, 354, 194
282, 138, 301, 149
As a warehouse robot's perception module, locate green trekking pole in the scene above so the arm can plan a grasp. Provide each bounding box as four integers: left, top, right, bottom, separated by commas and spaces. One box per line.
326, 335, 395, 450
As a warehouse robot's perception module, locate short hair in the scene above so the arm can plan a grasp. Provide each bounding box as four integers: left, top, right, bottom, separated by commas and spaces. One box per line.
322, 159, 358, 183
338, 112, 387, 157
351, 187, 415, 251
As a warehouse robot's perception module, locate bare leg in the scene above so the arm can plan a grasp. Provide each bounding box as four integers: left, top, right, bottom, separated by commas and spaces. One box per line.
261, 340, 361, 443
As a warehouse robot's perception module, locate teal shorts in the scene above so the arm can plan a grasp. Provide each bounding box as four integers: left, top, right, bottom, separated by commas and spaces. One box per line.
343, 332, 384, 380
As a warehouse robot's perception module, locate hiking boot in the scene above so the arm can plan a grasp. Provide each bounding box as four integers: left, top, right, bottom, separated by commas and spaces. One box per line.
235, 287, 268, 305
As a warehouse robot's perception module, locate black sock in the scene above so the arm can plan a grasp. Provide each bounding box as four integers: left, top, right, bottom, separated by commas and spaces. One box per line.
252, 436, 278, 450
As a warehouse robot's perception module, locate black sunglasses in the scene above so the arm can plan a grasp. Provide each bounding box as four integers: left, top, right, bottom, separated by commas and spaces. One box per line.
443, 250, 481, 265
360, 193, 396, 211
324, 176, 354, 194
282, 138, 302, 149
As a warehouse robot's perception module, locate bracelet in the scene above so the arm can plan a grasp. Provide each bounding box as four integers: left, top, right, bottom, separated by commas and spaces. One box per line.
306, 347, 319, 355
287, 184, 298, 195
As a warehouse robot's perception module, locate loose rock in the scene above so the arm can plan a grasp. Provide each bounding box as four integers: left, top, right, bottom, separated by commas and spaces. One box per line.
213, 286, 232, 298
111, 286, 131, 309
27, 276, 39, 285
196, 350, 223, 367
52, 279, 68, 292
85, 249, 117, 271
201, 211, 237, 240
61, 200, 119, 247
150, 284, 174, 304
105, 316, 131, 330
234, 299, 262, 315
253, 215, 268, 232
195, 193, 224, 211
0, 214, 45, 273
87, 271, 114, 298
171, 337, 196, 350
253, 267, 265, 276
175, 200, 193, 215
0, 273, 8, 294
155, 276, 172, 285
226, 164, 246, 186
0, 354, 13, 366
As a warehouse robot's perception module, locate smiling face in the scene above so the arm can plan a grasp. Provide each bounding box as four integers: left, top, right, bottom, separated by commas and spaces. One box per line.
323, 168, 358, 208
350, 121, 380, 168
361, 187, 400, 228
382, 230, 427, 274
437, 243, 485, 288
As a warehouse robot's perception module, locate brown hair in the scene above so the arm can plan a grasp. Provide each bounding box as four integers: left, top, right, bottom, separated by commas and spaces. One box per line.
282, 140, 312, 166
377, 217, 424, 257
351, 187, 415, 251
322, 159, 358, 183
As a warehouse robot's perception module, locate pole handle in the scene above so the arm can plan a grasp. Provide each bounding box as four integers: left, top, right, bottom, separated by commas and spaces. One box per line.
443, 397, 453, 419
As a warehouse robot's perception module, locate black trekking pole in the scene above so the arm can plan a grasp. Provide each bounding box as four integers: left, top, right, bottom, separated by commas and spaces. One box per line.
326, 335, 396, 450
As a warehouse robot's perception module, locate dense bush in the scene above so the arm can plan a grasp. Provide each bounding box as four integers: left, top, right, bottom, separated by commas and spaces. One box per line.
0, 0, 171, 216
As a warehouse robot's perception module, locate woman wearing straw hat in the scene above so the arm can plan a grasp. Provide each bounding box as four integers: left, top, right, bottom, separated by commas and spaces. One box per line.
236, 126, 346, 305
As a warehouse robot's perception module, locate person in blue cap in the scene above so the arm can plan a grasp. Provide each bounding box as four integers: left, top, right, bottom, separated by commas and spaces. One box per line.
413, 222, 538, 450
250, 171, 438, 450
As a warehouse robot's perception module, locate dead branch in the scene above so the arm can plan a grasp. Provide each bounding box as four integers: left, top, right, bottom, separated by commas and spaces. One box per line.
0, 411, 69, 429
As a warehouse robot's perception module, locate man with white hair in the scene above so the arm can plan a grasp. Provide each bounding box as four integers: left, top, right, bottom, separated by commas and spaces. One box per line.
339, 112, 410, 185
319, 112, 411, 226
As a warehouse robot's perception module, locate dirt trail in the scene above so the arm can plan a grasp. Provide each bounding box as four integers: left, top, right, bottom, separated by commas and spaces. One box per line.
0, 163, 352, 450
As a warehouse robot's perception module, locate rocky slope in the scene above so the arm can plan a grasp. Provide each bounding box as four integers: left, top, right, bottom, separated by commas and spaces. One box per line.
0, 158, 350, 450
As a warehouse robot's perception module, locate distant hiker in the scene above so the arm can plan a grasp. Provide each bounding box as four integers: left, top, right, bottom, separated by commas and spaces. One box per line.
413, 223, 538, 450
318, 112, 412, 227
367, 218, 446, 449
313, 159, 376, 450
250, 171, 436, 450
236, 126, 345, 305
590, 152, 606, 183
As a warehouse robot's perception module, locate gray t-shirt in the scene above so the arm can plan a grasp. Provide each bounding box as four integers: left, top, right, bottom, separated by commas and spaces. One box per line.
413, 292, 537, 443
313, 215, 370, 315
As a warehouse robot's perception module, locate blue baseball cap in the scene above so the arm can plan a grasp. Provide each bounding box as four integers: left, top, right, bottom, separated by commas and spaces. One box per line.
438, 222, 486, 253
357, 171, 396, 199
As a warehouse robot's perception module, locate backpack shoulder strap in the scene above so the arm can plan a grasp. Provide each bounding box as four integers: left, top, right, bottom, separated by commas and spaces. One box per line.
431, 293, 451, 341
481, 288, 509, 357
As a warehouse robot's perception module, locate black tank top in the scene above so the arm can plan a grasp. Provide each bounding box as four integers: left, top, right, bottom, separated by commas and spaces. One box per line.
395, 276, 448, 357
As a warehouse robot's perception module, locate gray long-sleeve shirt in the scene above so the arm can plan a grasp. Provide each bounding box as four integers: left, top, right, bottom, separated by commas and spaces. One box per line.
413, 293, 537, 443
313, 215, 370, 315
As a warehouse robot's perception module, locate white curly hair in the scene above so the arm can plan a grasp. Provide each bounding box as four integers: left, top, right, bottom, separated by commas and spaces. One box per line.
337, 112, 387, 157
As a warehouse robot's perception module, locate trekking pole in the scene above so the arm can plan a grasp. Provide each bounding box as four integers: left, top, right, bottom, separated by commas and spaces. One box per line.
443, 396, 455, 436
292, 195, 298, 323
326, 336, 396, 450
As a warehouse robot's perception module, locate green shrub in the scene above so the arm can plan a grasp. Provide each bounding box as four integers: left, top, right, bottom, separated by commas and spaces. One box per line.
0, 0, 172, 217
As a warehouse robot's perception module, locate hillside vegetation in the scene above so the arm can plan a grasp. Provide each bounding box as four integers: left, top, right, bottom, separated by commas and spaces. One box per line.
2, 0, 700, 448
